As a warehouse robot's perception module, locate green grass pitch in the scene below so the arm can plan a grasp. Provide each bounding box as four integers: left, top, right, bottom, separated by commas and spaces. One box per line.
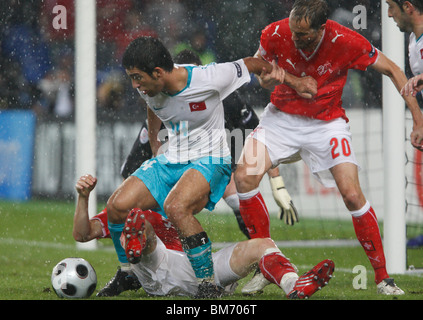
1, 199, 423, 303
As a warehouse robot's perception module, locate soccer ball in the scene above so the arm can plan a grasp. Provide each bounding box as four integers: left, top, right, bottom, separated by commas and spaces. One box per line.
51, 258, 97, 298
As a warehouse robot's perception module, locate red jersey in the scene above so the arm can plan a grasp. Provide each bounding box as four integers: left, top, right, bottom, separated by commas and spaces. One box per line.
259, 19, 378, 122
92, 208, 183, 252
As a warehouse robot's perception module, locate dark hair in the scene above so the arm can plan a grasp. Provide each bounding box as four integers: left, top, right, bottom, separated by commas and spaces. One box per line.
122, 37, 174, 75
174, 49, 202, 65
291, 0, 330, 30
392, 0, 423, 12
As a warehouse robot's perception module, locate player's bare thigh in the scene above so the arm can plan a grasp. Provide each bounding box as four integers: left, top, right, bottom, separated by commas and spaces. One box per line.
235, 137, 273, 192
330, 162, 366, 210
229, 238, 277, 278
163, 168, 210, 235
107, 176, 159, 223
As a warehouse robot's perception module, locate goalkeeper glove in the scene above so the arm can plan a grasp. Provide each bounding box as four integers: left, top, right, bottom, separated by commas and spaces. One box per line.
270, 176, 299, 226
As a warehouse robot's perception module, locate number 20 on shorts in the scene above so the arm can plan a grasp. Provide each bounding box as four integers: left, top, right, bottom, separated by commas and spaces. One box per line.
330, 137, 351, 159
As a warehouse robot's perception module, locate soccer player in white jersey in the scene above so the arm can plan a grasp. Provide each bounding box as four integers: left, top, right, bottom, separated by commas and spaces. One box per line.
106, 36, 316, 298
74, 174, 335, 299
387, 0, 423, 99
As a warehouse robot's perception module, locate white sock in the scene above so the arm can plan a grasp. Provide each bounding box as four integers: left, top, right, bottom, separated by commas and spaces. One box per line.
281, 272, 299, 295
237, 188, 259, 200
349, 200, 370, 218
224, 193, 240, 211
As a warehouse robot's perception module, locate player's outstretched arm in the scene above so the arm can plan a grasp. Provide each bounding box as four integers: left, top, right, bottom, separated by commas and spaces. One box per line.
243, 56, 285, 90
73, 174, 103, 242
371, 51, 423, 150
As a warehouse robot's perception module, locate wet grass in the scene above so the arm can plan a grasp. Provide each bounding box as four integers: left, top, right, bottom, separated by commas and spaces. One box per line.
1, 199, 422, 304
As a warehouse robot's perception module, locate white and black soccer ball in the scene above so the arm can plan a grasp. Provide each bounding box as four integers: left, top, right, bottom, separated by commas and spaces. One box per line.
51, 258, 97, 298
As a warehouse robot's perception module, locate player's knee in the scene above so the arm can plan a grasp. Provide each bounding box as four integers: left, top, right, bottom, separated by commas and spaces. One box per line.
106, 196, 129, 223
236, 238, 277, 266
342, 190, 365, 211
234, 166, 261, 193
251, 238, 277, 255
163, 200, 188, 225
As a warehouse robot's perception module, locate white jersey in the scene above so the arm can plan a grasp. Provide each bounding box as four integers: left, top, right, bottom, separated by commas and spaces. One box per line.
138, 59, 251, 163
131, 237, 240, 297
409, 33, 423, 77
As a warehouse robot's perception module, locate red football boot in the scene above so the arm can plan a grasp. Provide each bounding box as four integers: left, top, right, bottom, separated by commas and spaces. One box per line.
121, 208, 147, 264
288, 259, 335, 299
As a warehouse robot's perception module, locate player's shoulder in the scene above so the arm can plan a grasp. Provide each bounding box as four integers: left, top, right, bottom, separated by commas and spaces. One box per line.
409, 32, 423, 48
191, 60, 246, 79
186, 62, 221, 83
262, 18, 290, 36
409, 32, 416, 43
325, 20, 368, 43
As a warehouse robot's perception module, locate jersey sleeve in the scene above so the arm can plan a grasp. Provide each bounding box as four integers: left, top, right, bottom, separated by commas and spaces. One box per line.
345, 32, 379, 71
90, 208, 111, 239
202, 59, 251, 101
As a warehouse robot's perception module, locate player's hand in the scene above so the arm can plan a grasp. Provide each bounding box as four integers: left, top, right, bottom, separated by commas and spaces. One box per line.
295, 76, 318, 99
411, 125, 423, 151
259, 60, 285, 89
401, 74, 423, 97
270, 176, 299, 226
75, 174, 97, 198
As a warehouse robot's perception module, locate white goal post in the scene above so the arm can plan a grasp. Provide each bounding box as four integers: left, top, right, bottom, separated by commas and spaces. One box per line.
75, 0, 97, 250
381, 0, 406, 274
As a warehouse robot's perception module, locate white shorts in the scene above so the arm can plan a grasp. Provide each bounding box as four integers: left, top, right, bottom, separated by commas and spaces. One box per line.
130, 238, 241, 297
249, 103, 359, 188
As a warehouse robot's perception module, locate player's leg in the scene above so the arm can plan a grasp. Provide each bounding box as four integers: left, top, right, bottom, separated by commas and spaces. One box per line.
234, 137, 273, 239
106, 176, 159, 279
330, 162, 403, 294
99, 125, 154, 296
222, 174, 250, 239
94, 207, 142, 297
121, 208, 158, 261
163, 168, 218, 297
107, 175, 159, 224
222, 238, 334, 299
330, 162, 385, 280
228, 238, 297, 295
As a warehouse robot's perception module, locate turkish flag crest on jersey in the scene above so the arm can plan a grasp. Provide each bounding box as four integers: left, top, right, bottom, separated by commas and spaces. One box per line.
420, 48, 423, 59
189, 101, 207, 112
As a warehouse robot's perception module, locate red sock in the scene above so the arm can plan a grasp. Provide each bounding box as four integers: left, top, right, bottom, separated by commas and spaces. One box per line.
352, 207, 389, 284
259, 252, 296, 287
238, 192, 270, 238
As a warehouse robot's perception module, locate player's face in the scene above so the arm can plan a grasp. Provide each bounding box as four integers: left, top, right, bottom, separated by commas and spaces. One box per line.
386, 0, 412, 32
289, 14, 324, 52
126, 67, 163, 97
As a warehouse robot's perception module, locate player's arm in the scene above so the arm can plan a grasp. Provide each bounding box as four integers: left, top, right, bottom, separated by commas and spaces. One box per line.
147, 107, 163, 156
371, 51, 423, 150
73, 174, 103, 242
252, 50, 317, 99
243, 56, 285, 89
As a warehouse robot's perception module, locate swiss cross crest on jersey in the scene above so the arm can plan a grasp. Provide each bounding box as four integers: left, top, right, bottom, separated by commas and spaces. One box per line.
420, 48, 423, 59
189, 101, 207, 112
